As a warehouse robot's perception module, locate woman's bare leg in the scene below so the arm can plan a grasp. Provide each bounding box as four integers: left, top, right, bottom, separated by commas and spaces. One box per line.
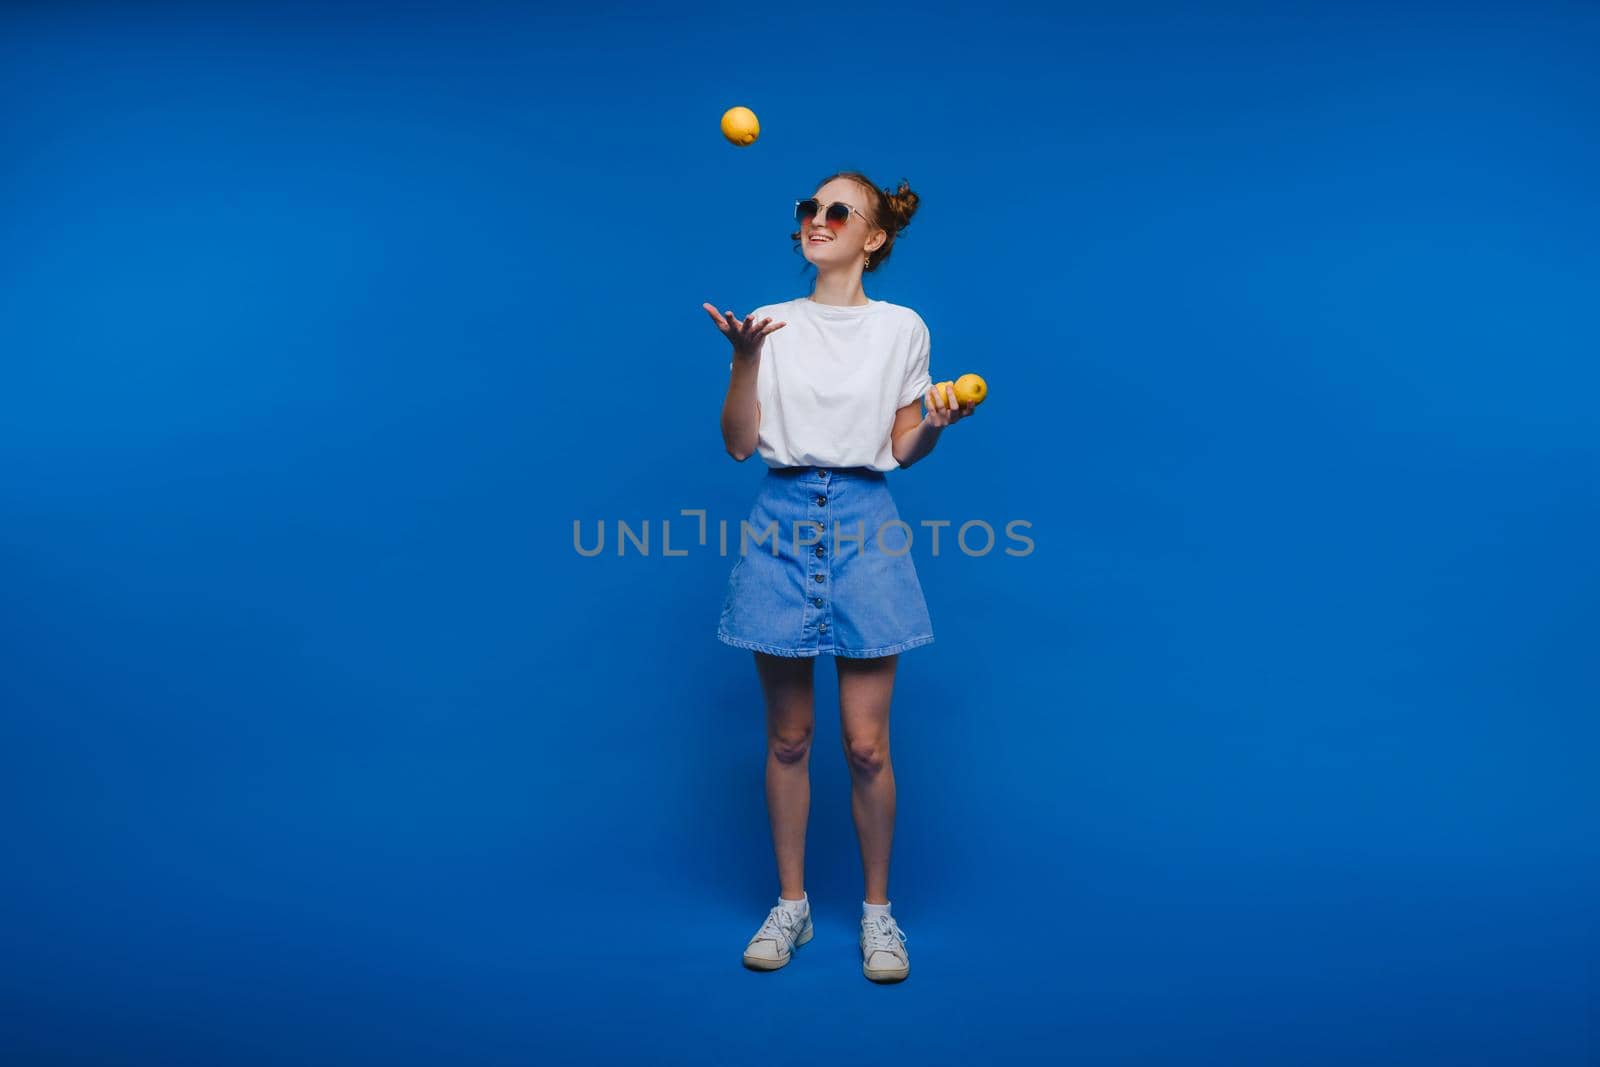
755, 651, 816, 900
837, 653, 898, 905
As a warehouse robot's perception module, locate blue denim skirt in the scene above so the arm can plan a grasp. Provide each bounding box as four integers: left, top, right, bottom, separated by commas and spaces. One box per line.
717, 465, 935, 658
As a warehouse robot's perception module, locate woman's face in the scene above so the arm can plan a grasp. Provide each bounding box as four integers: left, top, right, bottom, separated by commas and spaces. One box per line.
801, 180, 879, 267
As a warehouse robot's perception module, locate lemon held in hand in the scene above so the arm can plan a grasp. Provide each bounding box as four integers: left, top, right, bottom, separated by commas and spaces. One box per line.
953, 373, 987, 407
720, 106, 760, 146
933, 374, 988, 409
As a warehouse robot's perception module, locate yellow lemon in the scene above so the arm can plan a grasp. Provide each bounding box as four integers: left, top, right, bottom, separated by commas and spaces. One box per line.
720, 106, 760, 146
933, 380, 956, 407
953, 373, 987, 407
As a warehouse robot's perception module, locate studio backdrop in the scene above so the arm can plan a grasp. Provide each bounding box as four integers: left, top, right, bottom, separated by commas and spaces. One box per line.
1, 2, 1594, 1065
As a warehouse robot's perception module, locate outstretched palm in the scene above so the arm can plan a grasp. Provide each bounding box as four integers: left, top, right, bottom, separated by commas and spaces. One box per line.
704, 303, 786, 356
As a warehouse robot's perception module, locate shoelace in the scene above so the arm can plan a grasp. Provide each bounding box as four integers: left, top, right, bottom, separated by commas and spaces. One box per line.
862, 913, 908, 955
756, 906, 805, 947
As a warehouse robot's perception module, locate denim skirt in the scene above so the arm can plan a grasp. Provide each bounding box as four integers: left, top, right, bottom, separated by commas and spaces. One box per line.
717, 465, 935, 659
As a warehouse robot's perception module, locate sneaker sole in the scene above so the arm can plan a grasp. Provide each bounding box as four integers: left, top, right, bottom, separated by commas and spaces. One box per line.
862, 957, 909, 982
743, 921, 813, 970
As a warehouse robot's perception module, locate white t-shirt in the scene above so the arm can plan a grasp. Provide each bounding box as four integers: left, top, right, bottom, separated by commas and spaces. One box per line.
727, 297, 932, 471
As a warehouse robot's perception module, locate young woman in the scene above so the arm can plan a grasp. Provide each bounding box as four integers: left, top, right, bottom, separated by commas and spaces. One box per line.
702, 172, 977, 983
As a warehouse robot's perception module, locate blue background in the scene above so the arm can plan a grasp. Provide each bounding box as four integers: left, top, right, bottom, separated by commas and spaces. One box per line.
2, 2, 1595, 1063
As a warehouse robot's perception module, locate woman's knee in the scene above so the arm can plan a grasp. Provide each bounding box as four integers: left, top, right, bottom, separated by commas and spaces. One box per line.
769, 723, 814, 764
842, 735, 888, 775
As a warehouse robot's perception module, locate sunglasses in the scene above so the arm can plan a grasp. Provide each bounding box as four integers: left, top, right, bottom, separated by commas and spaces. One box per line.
795, 198, 875, 232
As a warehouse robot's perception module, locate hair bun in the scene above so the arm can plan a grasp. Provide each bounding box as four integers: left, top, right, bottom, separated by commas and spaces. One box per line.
889, 181, 919, 231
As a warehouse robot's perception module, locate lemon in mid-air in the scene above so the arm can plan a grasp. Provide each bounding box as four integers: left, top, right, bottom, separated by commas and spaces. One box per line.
721, 106, 760, 146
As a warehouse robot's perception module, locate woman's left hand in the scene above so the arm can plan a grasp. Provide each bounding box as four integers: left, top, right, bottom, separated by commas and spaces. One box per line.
922, 383, 977, 428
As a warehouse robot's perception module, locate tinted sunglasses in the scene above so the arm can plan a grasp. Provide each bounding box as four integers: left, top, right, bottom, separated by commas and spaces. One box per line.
794, 198, 874, 232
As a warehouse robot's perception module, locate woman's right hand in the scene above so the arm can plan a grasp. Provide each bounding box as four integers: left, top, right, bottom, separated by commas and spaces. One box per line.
704, 303, 786, 358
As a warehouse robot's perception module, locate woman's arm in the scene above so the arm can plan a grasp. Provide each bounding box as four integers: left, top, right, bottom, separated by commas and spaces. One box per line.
890, 398, 940, 469
723, 353, 762, 461
705, 305, 783, 462
892, 385, 976, 469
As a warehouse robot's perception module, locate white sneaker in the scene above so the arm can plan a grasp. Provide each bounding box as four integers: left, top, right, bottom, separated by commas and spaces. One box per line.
860, 912, 910, 982
743, 900, 813, 970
